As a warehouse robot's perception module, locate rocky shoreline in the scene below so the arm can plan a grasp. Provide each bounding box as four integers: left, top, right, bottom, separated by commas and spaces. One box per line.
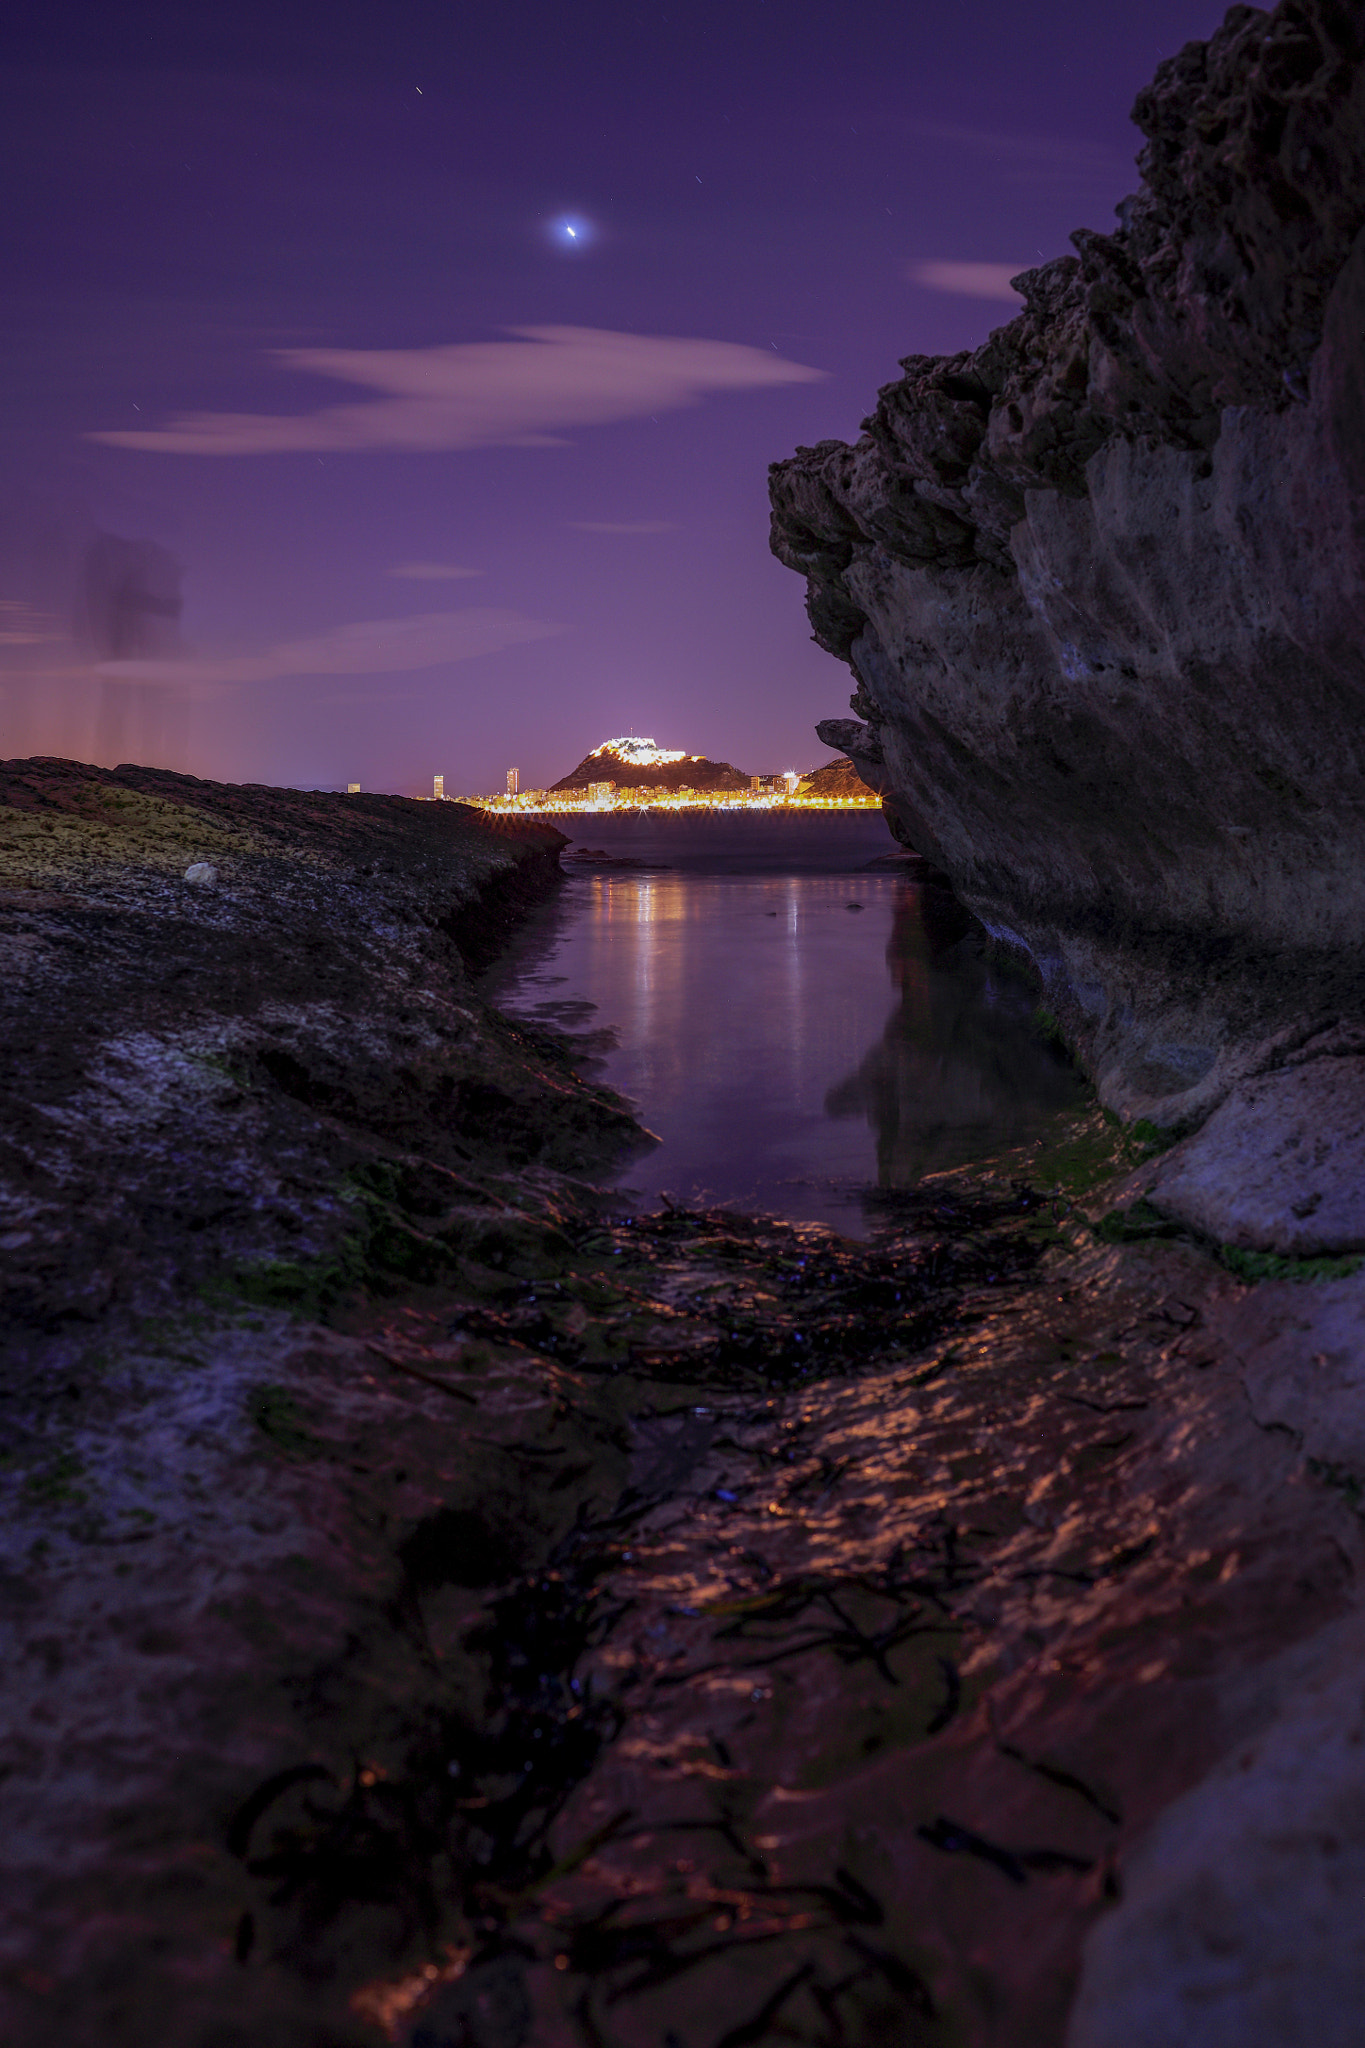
5, 753, 1365, 2045
0, 757, 643, 2041
770, 0, 1365, 1212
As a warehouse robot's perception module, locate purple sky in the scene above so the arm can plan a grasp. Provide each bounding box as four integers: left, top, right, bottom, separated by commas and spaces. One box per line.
2, 0, 1224, 795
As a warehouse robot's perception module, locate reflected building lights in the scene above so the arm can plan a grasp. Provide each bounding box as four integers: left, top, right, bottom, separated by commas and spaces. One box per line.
485, 871, 1085, 1235
781, 877, 805, 1083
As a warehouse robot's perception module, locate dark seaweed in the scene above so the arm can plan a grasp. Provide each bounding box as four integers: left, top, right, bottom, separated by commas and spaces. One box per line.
926, 1657, 962, 1735
228, 1500, 635, 1961
225, 1179, 1055, 2032
916, 1815, 1094, 1886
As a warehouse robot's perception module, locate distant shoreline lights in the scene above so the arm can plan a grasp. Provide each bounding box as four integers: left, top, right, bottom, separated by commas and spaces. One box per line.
465, 791, 880, 813
442, 734, 881, 812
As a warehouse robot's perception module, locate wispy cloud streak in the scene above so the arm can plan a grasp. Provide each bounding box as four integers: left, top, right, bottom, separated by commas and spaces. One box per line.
388, 562, 484, 580
568, 520, 677, 534
909, 261, 1027, 303
90, 327, 825, 458
96, 608, 563, 687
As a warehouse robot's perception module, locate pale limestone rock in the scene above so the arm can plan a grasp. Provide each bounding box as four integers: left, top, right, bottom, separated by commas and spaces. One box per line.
1216, 1268, 1365, 1466
1147, 1057, 1365, 1254
1068, 1610, 1365, 2048
183, 861, 217, 887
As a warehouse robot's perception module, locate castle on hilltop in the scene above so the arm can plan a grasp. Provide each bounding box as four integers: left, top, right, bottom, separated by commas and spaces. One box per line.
550, 736, 751, 797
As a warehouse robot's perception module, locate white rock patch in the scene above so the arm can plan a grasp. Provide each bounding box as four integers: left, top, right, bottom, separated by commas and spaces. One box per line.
1146, 1057, 1365, 1254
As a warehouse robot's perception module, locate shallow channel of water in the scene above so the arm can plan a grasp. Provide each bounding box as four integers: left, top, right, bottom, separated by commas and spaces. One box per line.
484, 838, 1085, 1236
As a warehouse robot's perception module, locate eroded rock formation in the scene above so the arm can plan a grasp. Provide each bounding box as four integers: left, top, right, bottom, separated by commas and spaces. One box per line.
772, 0, 1365, 1144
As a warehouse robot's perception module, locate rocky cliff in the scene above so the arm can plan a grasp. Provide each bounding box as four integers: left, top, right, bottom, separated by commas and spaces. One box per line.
768, 24, 1365, 2034
772, 1, 1365, 1162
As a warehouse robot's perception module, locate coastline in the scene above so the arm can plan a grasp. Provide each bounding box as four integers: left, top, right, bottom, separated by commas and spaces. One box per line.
4, 758, 1365, 2046
512, 802, 900, 872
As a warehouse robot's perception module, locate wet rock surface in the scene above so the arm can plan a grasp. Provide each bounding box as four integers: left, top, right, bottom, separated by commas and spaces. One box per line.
1146, 1051, 1365, 1253
6, 755, 1365, 2047
0, 756, 637, 1328
513, 1221, 1360, 2048
770, 1, 1365, 1157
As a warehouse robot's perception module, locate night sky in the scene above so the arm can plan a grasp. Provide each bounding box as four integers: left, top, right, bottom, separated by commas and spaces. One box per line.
2, 0, 1224, 796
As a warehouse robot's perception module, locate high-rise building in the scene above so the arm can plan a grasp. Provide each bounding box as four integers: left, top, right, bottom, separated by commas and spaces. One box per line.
506, 767, 519, 795
433, 774, 444, 799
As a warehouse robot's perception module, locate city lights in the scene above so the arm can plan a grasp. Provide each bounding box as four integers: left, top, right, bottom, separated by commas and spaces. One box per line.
457, 783, 880, 815
431, 735, 879, 813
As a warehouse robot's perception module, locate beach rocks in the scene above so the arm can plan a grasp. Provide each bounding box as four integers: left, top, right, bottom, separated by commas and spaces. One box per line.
10, 754, 1365, 2048
771, 0, 1365, 1139
1068, 1608, 1365, 2048
0, 755, 656, 2048
1146, 1056, 1365, 1254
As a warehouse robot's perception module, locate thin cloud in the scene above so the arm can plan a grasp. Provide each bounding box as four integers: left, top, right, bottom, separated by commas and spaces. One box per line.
389, 561, 484, 580
910, 261, 1026, 303
89, 326, 826, 458
96, 608, 563, 688
568, 520, 677, 534
906, 118, 1126, 172
856, 114, 1129, 190
0, 600, 61, 645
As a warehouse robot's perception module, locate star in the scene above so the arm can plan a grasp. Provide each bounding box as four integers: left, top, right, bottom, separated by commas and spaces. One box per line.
548, 215, 594, 251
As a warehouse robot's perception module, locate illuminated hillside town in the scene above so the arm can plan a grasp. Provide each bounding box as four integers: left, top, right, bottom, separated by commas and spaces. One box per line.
437, 736, 880, 812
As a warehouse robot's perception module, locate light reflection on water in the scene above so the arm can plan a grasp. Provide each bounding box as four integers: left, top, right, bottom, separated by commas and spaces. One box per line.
484, 871, 1084, 1236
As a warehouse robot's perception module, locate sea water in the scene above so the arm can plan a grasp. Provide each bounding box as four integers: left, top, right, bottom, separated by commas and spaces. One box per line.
483, 836, 1084, 1237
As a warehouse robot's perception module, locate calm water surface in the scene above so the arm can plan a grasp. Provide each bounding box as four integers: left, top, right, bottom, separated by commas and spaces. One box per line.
485, 867, 1084, 1236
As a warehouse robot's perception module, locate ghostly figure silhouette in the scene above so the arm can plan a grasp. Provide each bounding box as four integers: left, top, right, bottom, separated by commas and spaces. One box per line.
81, 532, 183, 763
82, 533, 182, 660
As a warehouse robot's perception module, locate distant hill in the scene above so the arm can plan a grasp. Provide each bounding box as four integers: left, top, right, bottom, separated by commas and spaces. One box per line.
798, 756, 873, 800
551, 736, 751, 794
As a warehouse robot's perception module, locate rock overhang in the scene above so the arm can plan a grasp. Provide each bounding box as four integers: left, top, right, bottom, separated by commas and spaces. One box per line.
770, 0, 1365, 1204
